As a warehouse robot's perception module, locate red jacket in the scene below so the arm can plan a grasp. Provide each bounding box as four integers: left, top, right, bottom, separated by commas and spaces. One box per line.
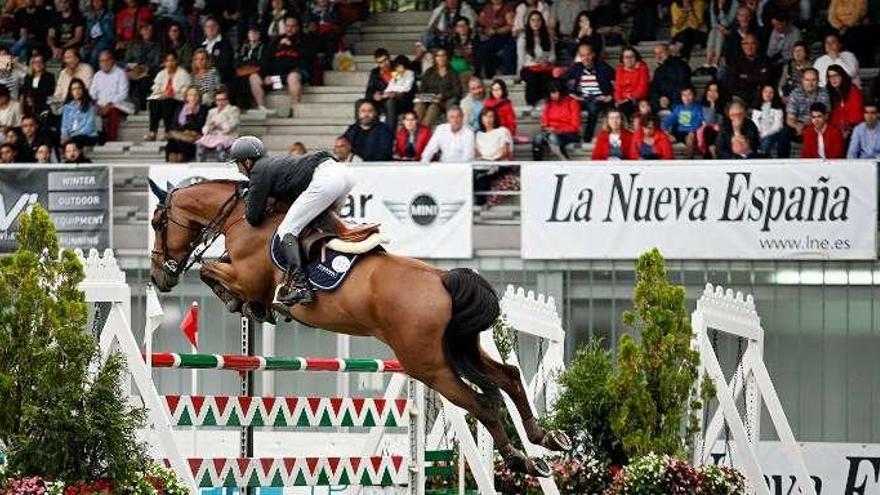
829, 86, 864, 131
801, 124, 845, 159
484, 97, 517, 135
614, 62, 650, 103
394, 125, 432, 161
629, 128, 674, 160
541, 96, 581, 134
592, 129, 634, 160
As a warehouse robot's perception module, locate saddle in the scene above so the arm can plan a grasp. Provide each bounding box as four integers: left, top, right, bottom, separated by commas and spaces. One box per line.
300, 210, 385, 259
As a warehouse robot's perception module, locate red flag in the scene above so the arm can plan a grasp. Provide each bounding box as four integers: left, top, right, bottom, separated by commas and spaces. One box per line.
180, 302, 198, 348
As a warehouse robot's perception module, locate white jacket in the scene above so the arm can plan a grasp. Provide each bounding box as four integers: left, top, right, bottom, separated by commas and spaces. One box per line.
751, 104, 784, 138
148, 67, 192, 101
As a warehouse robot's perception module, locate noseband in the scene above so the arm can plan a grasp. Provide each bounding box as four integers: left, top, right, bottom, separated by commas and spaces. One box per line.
150, 187, 241, 279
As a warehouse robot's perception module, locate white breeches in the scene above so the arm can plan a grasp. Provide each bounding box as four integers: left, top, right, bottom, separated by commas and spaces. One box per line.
277, 159, 354, 237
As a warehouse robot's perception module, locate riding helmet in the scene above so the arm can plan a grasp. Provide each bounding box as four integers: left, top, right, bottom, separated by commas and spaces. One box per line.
229, 136, 267, 163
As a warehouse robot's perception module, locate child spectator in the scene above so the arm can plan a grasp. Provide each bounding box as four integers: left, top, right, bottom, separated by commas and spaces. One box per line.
592, 108, 634, 160
532, 83, 580, 160
801, 102, 845, 159
484, 78, 517, 135
394, 111, 432, 161
60, 78, 98, 148
165, 86, 207, 162
631, 113, 674, 160
517, 11, 555, 109
751, 84, 785, 157
662, 86, 703, 158
614, 46, 650, 117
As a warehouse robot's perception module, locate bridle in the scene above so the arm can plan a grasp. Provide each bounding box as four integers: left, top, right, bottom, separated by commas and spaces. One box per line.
150, 186, 242, 279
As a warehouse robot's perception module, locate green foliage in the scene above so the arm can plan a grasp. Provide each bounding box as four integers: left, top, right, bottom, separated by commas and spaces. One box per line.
492, 314, 517, 362
548, 249, 712, 464
0, 205, 149, 484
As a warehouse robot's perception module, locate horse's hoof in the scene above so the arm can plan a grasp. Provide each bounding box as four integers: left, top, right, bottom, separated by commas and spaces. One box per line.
243, 303, 267, 322
526, 457, 552, 478
541, 430, 572, 451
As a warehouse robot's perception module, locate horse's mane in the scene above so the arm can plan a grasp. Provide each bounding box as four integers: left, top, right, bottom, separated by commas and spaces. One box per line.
178, 179, 244, 190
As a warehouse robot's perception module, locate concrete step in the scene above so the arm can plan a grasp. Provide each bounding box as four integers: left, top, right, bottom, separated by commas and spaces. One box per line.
264, 123, 350, 135
301, 91, 363, 103
354, 31, 422, 42
292, 103, 355, 119
355, 40, 417, 57
262, 133, 335, 151
358, 24, 424, 34
366, 11, 431, 25
324, 70, 370, 87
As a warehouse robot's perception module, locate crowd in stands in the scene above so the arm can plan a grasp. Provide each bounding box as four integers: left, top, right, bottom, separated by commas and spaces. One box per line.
0, 0, 877, 170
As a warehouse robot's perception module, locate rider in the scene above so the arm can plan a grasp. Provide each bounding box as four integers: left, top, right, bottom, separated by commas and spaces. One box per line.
228, 136, 355, 305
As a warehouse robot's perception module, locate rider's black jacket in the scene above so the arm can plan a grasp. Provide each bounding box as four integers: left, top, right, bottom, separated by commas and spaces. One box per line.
244, 151, 334, 226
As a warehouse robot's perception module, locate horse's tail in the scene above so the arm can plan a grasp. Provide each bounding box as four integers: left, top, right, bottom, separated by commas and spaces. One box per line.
440, 268, 502, 403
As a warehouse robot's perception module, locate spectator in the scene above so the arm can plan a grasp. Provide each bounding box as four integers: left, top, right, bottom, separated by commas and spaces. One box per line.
162, 22, 192, 71
631, 112, 674, 159
421, 0, 477, 52
563, 42, 614, 143
813, 33, 860, 88
11, 0, 55, 62
394, 111, 431, 161
484, 78, 517, 135
53, 48, 93, 102
627, 0, 660, 45
60, 78, 99, 148
414, 48, 461, 128
779, 41, 812, 101
334, 135, 363, 162
662, 85, 703, 158
344, 100, 394, 161
650, 42, 692, 113
697, 80, 725, 157
0, 86, 21, 133
592, 108, 634, 159
728, 133, 759, 158
847, 102, 879, 158
716, 98, 760, 158
234, 26, 269, 110
201, 17, 235, 86
190, 48, 222, 106
289, 142, 307, 155
364, 49, 392, 117
165, 86, 207, 162
90, 49, 130, 142
303, 0, 341, 69
829, 0, 873, 65
114, 0, 151, 55
47, 0, 85, 60
670, 0, 707, 61
35, 144, 52, 163
532, 83, 580, 160
266, 16, 312, 115
0, 48, 27, 100
449, 16, 478, 88
20, 115, 51, 161
0, 143, 17, 163
632, 99, 653, 131
518, 12, 555, 108
145, 51, 191, 142
196, 87, 239, 161
751, 84, 785, 157
700, 0, 738, 72
802, 102, 845, 159
4, 128, 30, 162
476, 0, 516, 78
421, 105, 475, 163
124, 22, 161, 112
826, 64, 864, 137
379, 55, 416, 128
551, 0, 587, 45
568, 11, 603, 58
723, 6, 756, 67
765, 11, 800, 66
460, 76, 486, 129
726, 34, 771, 106
263, 0, 295, 42
62, 140, 90, 163
614, 46, 650, 117
476, 107, 513, 160
83, 0, 113, 68
513, 0, 554, 38
784, 68, 829, 157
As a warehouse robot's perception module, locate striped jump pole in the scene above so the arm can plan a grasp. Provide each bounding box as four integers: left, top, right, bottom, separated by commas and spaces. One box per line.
147, 353, 405, 373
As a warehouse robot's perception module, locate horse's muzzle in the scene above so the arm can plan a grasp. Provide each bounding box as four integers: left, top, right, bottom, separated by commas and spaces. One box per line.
151, 270, 179, 293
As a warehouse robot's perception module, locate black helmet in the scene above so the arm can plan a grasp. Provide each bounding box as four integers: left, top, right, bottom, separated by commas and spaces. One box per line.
229, 136, 267, 164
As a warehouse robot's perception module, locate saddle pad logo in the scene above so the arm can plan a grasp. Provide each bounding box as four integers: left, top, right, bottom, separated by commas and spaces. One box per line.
331, 255, 352, 273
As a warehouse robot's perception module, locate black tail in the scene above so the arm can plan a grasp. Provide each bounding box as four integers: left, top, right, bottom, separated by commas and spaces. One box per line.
441, 268, 502, 403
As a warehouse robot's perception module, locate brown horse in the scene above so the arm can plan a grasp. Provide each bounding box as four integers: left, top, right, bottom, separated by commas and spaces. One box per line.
148, 179, 571, 477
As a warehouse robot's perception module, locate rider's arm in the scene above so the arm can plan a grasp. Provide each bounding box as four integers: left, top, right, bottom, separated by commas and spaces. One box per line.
245, 164, 270, 226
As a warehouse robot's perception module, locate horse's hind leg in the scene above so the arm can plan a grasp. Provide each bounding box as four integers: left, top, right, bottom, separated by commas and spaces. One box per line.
479, 354, 572, 452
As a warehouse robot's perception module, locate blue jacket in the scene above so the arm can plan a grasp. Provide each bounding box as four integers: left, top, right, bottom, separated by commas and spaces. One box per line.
61, 102, 98, 140
562, 60, 614, 99
662, 103, 703, 133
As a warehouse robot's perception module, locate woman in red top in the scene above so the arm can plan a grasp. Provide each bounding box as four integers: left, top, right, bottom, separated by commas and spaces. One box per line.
592, 108, 634, 160
826, 64, 864, 137
614, 46, 651, 118
115, 0, 152, 52
532, 83, 580, 160
394, 111, 432, 161
483, 78, 517, 135
630, 113, 674, 160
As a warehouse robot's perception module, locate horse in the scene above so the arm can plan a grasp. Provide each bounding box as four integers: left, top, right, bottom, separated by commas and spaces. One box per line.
147, 178, 571, 477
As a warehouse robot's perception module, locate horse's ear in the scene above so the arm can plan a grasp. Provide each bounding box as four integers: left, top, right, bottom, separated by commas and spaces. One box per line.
148, 178, 168, 204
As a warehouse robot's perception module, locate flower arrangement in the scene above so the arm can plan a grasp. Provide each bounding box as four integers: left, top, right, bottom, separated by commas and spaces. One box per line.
1, 463, 189, 495
700, 464, 746, 495
607, 454, 744, 495
495, 454, 609, 494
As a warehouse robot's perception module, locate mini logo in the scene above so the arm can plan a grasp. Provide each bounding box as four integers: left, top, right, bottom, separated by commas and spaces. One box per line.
383, 195, 465, 227
409, 194, 439, 225
331, 255, 351, 273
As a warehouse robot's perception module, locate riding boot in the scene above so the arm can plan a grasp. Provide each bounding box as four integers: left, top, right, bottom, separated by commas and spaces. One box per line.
277, 233, 315, 305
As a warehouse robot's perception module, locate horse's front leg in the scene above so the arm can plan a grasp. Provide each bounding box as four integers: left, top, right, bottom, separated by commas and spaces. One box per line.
200, 261, 245, 313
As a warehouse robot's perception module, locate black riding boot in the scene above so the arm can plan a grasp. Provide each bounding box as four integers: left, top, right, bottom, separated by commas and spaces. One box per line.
277, 233, 315, 305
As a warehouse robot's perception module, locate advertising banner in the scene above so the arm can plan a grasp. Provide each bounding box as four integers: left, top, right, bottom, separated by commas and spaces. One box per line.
521, 162, 877, 260
0, 166, 110, 253
148, 163, 472, 259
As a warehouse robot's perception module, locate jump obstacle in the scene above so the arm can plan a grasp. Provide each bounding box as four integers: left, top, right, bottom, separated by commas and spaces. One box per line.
77, 249, 566, 494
